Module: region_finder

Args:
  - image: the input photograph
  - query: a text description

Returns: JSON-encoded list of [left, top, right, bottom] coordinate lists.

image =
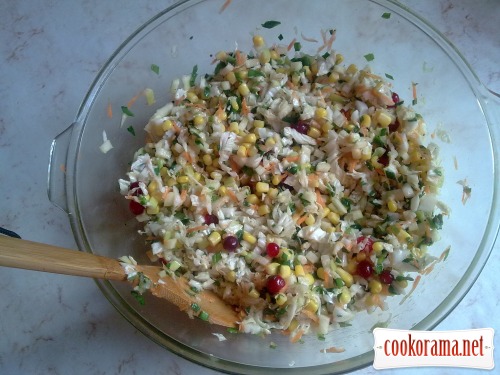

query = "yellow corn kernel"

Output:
[[339, 288, 351, 305], [270, 49, 280, 60], [218, 186, 227, 196], [322, 207, 331, 218], [317, 267, 325, 280], [166, 177, 177, 187], [335, 53, 344, 64], [259, 49, 271, 64], [377, 111, 392, 128], [147, 180, 159, 193], [247, 146, 258, 157], [248, 288, 260, 298], [228, 121, 240, 134], [215, 51, 227, 61], [236, 70, 248, 81], [275, 293, 287, 306], [397, 229, 411, 243], [305, 299, 319, 313], [238, 83, 250, 97], [186, 92, 198, 103], [177, 175, 189, 184], [396, 279, 408, 289], [328, 72, 340, 83], [193, 115, 206, 126], [265, 137, 276, 147], [146, 198, 160, 215], [255, 182, 270, 194], [237, 145, 247, 157], [387, 199, 398, 212], [303, 273, 315, 286], [294, 264, 305, 277], [371, 155, 383, 169], [346, 260, 357, 274], [265, 262, 280, 275], [241, 142, 252, 150], [243, 231, 257, 245], [253, 120, 265, 128], [246, 194, 259, 204], [305, 214, 315, 226], [258, 204, 271, 216], [225, 271, 236, 283], [271, 174, 281, 186], [327, 211, 340, 225], [252, 35, 265, 48], [268, 187, 279, 199], [307, 127, 322, 139], [279, 265, 291, 279], [208, 231, 222, 246], [356, 252, 367, 262], [193, 172, 201, 182], [202, 154, 213, 166], [372, 241, 384, 254], [360, 114, 371, 128], [369, 279, 383, 294], [315, 107, 328, 120], [243, 133, 257, 144], [336, 268, 353, 287], [226, 71, 237, 85], [346, 63, 358, 74], [361, 147, 372, 161], [159, 167, 168, 177], [321, 122, 333, 134], [230, 97, 239, 111], [162, 119, 173, 131]]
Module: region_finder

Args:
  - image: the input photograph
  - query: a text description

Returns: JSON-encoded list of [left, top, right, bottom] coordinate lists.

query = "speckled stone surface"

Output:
[[0, 1, 498, 374]]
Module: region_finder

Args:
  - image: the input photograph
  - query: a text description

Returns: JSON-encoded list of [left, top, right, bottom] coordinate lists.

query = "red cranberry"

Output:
[[378, 152, 389, 167], [379, 270, 394, 284], [357, 236, 374, 253], [291, 121, 309, 135], [129, 181, 144, 196], [388, 92, 400, 108], [204, 213, 219, 225], [266, 242, 280, 258], [388, 119, 400, 133], [266, 275, 286, 295], [129, 200, 145, 215], [223, 236, 239, 251], [356, 260, 373, 279], [158, 258, 168, 266]]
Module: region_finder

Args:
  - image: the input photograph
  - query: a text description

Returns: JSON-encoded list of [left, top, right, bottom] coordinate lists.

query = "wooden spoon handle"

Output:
[[0, 236, 126, 281]]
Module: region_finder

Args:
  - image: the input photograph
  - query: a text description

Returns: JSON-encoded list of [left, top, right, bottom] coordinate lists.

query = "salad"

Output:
[[119, 32, 446, 339]]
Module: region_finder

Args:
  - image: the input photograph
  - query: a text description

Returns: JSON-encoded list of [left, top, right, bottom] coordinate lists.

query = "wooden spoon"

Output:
[[0, 236, 239, 328]]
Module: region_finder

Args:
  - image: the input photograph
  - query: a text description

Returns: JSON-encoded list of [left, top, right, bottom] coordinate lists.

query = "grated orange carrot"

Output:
[[187, 225, 209, 233], [241, 97, 249, 115], [301, 309, 319, 323], [179, 189, 188, 204], [219, 0, 232, 13], [283, 154, 300, 163], [161, 187, 170, 201], [287, 38, 297, 51], [301, 32, 318, 43], [399, 275, 421, 305], [181, 151, 193, 164], [127, 92, 141, 108], [321, 346, 345, 354], [315, 189, 326, 208], [412, 82, 418, 102], [296, 214, 308, 226], [107, 102, 113, 119], [290, 329, 305, 343], [226, 189, 239, 203]]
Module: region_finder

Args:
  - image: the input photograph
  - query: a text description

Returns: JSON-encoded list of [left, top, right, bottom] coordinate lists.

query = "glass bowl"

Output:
[[48, 0, 500, 373]]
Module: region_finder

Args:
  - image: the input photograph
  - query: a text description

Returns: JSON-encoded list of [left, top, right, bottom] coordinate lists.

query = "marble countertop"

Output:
[[1, 1, 498, 374]]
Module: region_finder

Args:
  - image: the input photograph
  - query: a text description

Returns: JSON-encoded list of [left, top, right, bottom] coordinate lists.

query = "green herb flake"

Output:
[[126, 125, 136, 136], [131, 290, 145, 305], [190, 64, 198, 87], [121, 106, 134, 117], [248, 69, 266, 78], [382, 12, 391, 19], [191, 303, 201, 312], [212, 252, 222, 265], [261, 20, 281, 29], [293, 41, 302, 51], [269, 342, 278, 349], [385, 73, 394, 80], [278, 33, 284, 41], [317, 334, 326, 341], [227, 327, 239, 334], [364, 53, 375, 62], [412, 98, 418, 105], [339, 322, 352, 328], [322, 51, 331, 59], [198, 311, 210, 321], [236, 229, 244, 241], [150, 64, 160, 74]]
